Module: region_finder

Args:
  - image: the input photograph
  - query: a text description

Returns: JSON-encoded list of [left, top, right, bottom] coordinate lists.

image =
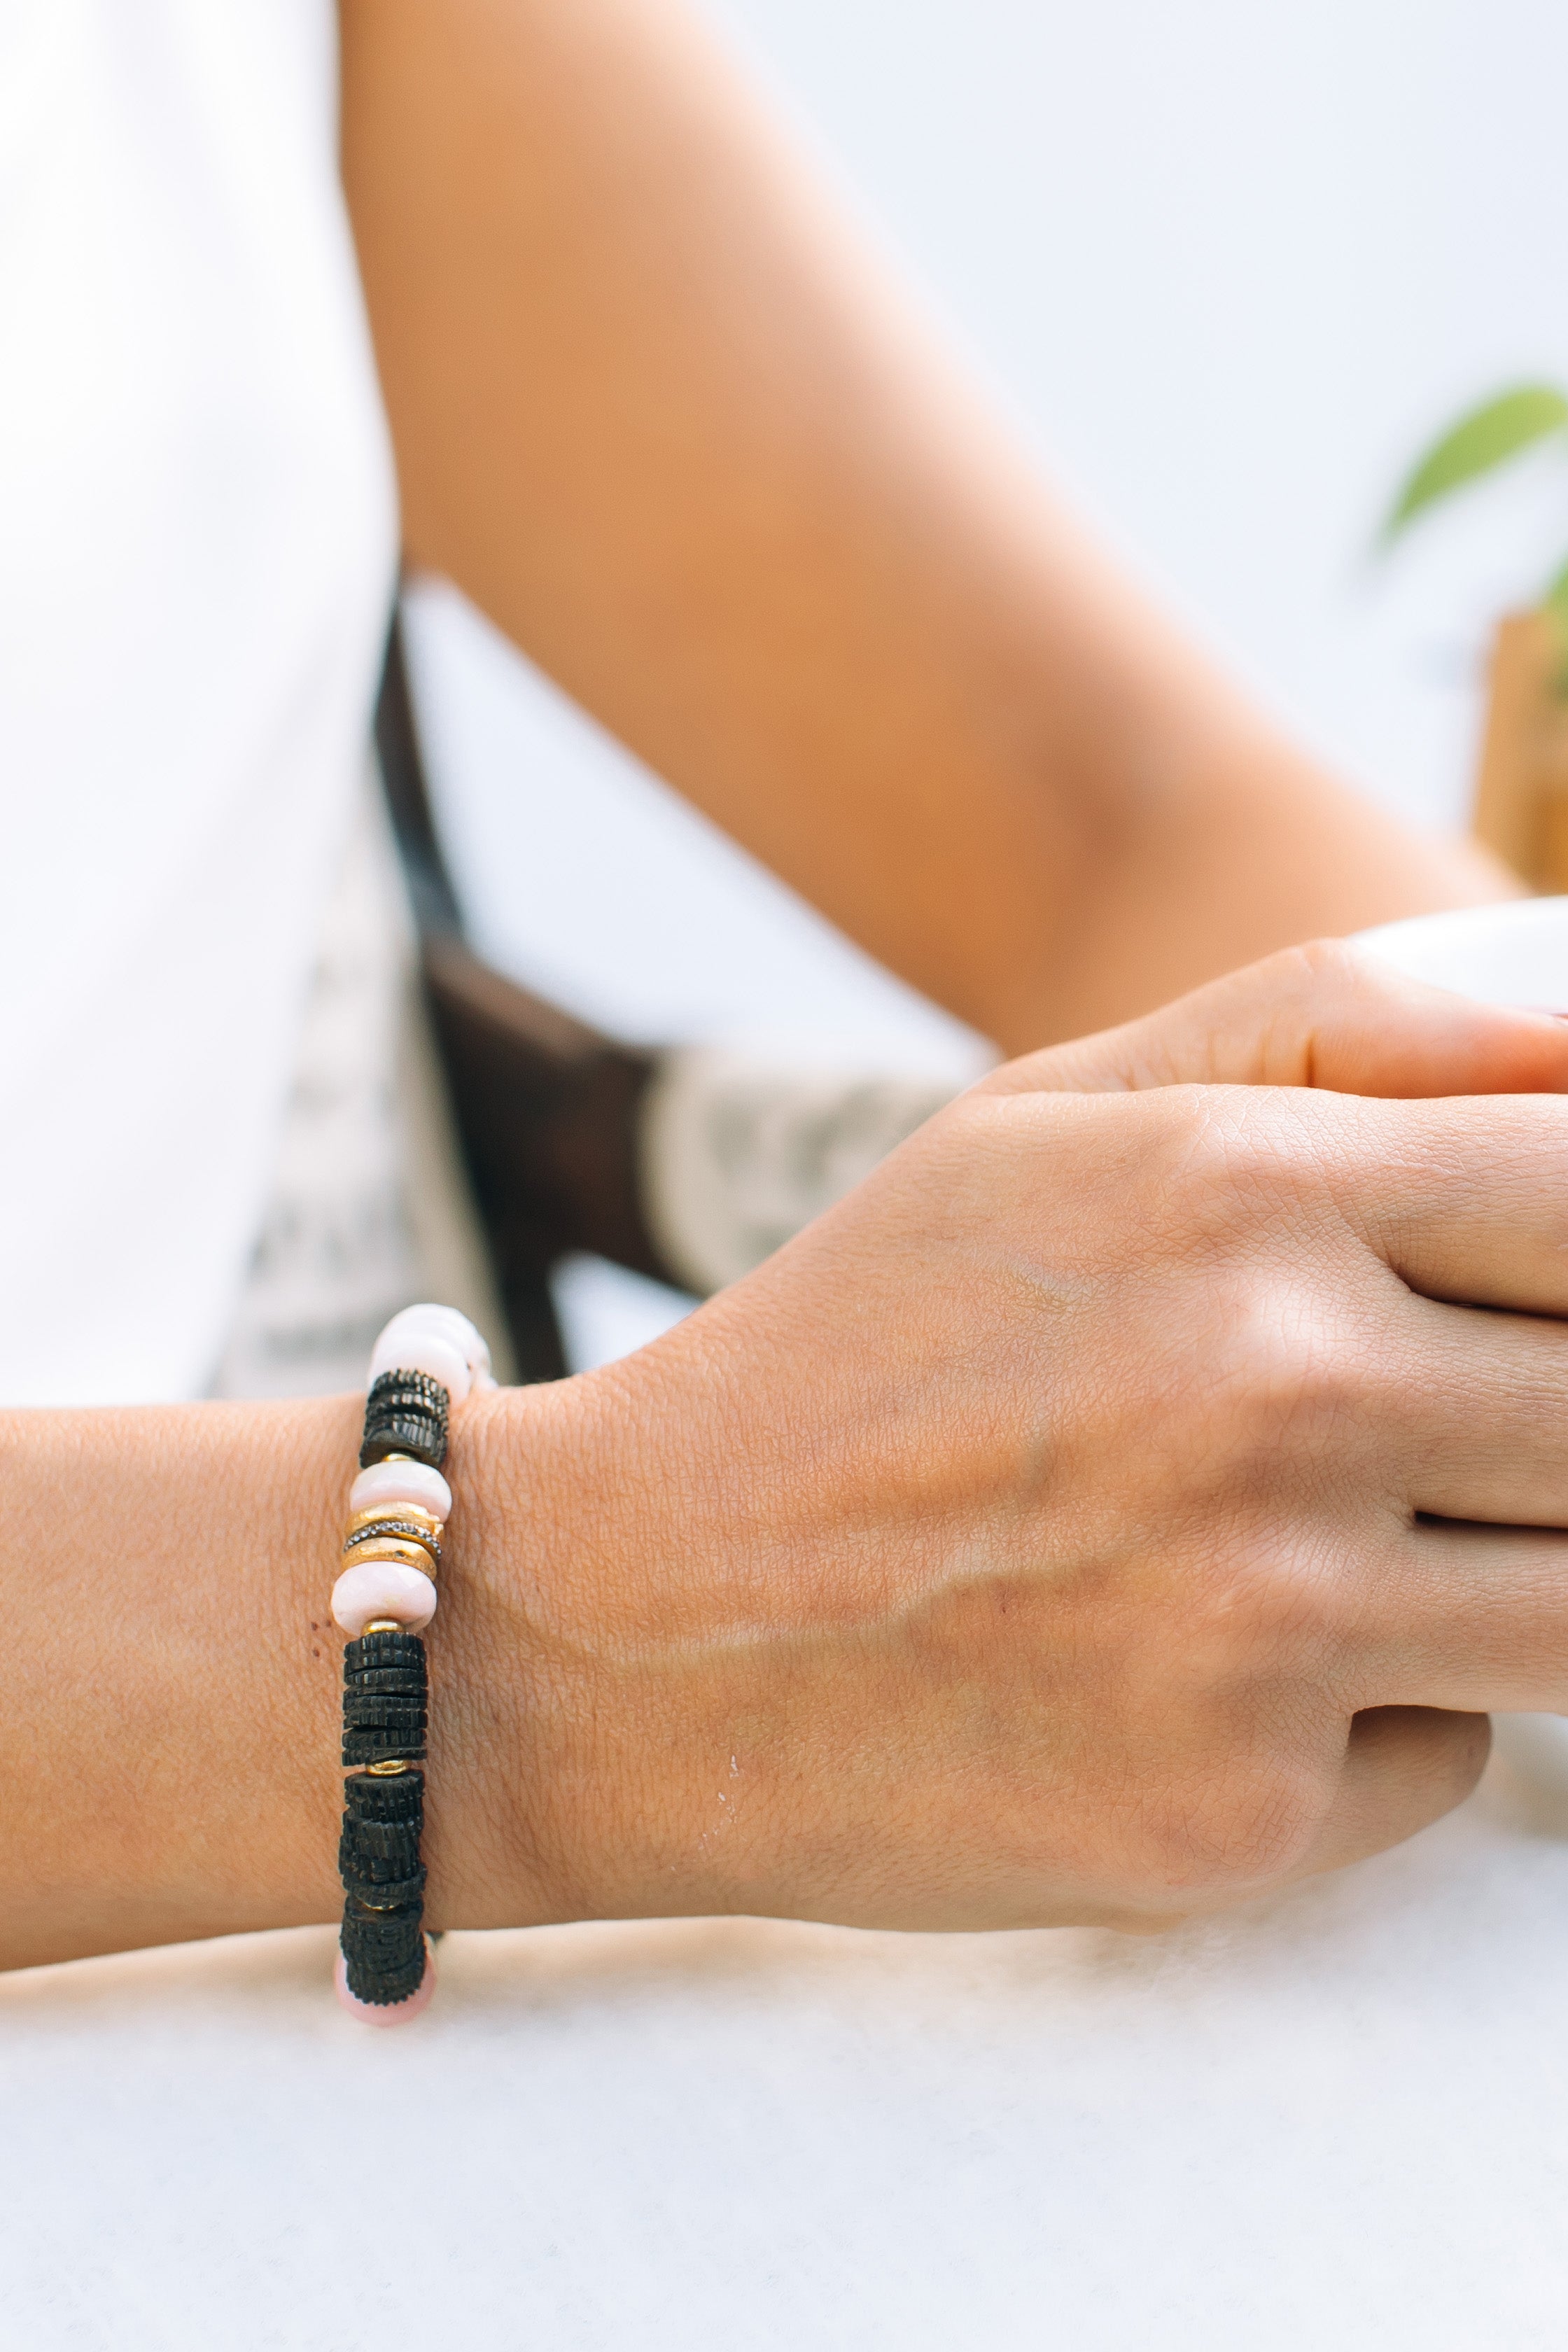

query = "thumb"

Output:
[[979, 939, 1568, 1101]]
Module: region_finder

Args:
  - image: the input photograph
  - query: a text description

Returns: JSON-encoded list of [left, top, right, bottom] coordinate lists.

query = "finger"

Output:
[[1351, 1522, 1568, 1715], [1394, 1292, 1568, 1526], [1333, 1091, 1568, 1318], [1284, 1707, 1491, 1884], [980, 938, 1568, 1102]]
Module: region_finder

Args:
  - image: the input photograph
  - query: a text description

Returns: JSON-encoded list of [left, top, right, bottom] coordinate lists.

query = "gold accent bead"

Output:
[[361, 1620, 402, 1634], [365, 1760, 414, 1777], [341, 1534, 439, 1578], [344, 1502, 444, 1555]]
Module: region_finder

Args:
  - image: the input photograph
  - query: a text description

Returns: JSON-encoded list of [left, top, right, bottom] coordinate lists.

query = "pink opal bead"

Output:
[[368, 1328, 470, 1404], [349, 1459, 452, 1523], [383, 1303, 493, 1386], [335, 1942, 435, 2025], [331, 1559, 438, 1637], [368, 1306, 495, 1403]]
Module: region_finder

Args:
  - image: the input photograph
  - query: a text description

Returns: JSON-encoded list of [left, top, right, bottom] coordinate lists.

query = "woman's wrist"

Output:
[[0, 1371, 699, 1971], [444, 1354, 786, 1933], [438, 1369, 682, 1931], [456, 1331, 893, 1937]]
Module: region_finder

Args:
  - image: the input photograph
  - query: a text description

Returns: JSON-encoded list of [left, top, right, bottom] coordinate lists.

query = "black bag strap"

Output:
[[374, 606, 679, 1381]]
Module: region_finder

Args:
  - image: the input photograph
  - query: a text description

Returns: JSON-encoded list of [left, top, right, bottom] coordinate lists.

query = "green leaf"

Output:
[[1541, 552, 1568, 626], [1382, 383, 1568, 540], [1536, 560, 1568, 699]]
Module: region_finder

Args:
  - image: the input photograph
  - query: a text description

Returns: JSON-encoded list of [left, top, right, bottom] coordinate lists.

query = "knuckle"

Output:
[[1283, 935, 1362, 992], [1147, 1272, 1375, 1523], [1144, 1085, 1340, 1244], [1198, 1246, 1396, 1479], [1228, 1297, 1365, 1448], [1142, 1539, 1354, 1760], [1232, 935, 1360, 1015], [1127, 1751, 1329, 1899], [1202, 1534, 1347, 1656]]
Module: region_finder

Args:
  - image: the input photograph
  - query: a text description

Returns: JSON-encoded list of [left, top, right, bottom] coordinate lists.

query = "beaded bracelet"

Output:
[[329, 1303, 493, 2024]]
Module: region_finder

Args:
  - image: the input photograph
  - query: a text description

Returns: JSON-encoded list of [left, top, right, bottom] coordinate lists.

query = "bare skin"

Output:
[[337, 0, 1510, 1056], [10, 946, 1568, 1970]]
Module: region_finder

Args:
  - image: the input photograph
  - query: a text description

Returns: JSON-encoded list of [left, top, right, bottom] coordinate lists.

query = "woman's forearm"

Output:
[[3, 1397, 340, 1968], [340, 0, 1511, 1058], [0, 1391, 573, 1971]]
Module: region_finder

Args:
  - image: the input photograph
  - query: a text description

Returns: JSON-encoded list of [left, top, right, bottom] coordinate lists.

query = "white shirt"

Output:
[[0, 0, 396, 1402]]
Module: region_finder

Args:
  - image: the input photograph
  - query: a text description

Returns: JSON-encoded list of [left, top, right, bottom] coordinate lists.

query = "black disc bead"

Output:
[[342, 1715, 426, 1746], [342, 1716, 427, 1751], [343, 1735, 428, 1766], [343, 1723, 428, 1754], [342, 1733, 427, 1768], [340, 1834, 424, 1885], [342, 1728, 428, 1759], [342, 1694, 428, 1731], [345, 1630, 426, 1678], [342, 1902, 424, 1954], [341, 1900, 427, 2003], [344, 1665, 428, 1698], [343, 1960, 428, 2007], [340, 1868, 428, 1910], [343, 1767, 424, 1821], [340, 1826, 423, 1872], [358, 1370, 449, 1470], [342, 1871, 425, 1909], [341, 1814, 424, 1864], [342, 1889, 423, 1928]]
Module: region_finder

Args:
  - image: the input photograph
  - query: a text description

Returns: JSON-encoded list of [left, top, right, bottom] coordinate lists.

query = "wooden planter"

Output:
[[1474, 610, 1568, 888]]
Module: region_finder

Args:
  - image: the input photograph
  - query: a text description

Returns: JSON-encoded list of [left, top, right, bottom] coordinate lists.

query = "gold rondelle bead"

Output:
[[340, 1534, 440, 1578], [344, 1502, 444, 1550], [365, 1760, 414, 1777], [361, 1620, 402, 1634]]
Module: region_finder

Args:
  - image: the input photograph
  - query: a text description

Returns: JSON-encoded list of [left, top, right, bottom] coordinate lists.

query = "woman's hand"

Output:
[[472, 943, 1568, 1933]]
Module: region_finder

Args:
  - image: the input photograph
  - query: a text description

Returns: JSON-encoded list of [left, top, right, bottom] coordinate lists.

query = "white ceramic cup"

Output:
[[1356, 895, 1568, 1795]]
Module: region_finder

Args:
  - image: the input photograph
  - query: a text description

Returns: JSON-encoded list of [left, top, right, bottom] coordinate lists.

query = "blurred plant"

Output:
[[1382, 382, 1568, 628]]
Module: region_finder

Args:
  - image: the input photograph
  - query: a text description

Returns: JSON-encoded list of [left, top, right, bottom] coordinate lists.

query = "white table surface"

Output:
[[5, 1750, 1567, 2351]]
